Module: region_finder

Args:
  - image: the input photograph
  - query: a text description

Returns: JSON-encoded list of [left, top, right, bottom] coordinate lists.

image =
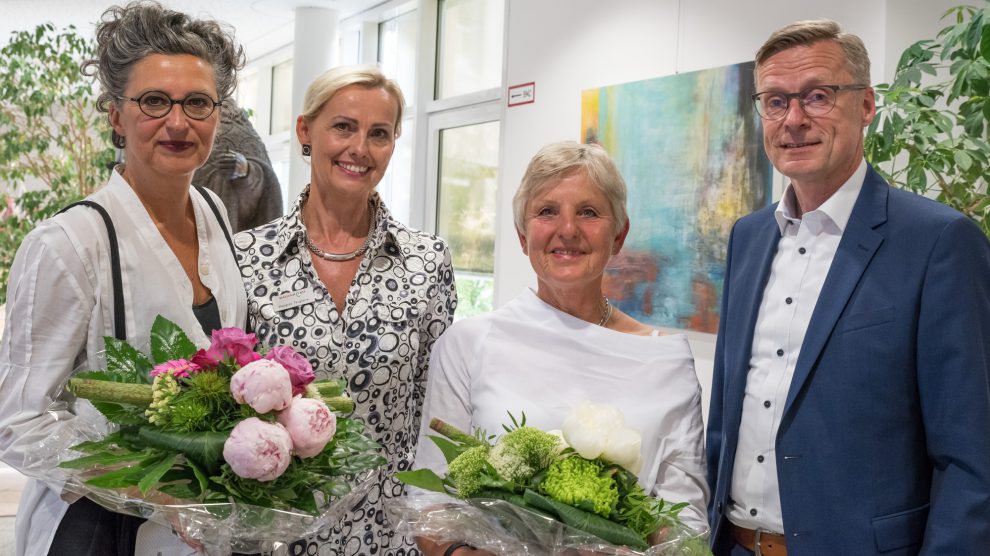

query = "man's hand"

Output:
[[215, 151, 249, 179]]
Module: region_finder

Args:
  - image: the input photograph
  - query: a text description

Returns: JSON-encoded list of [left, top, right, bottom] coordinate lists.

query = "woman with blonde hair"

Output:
[[236, 65, 457, 555]]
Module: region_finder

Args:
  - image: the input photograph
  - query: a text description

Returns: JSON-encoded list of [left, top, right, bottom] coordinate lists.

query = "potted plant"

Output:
[[0, 23, 116, 300], [865, 3, 990, 238]]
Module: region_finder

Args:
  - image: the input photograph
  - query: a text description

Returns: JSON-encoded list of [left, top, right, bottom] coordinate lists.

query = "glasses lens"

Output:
[[757, 93, 789, 119], [801, 88, 835, 116], [182, 94, 215, 119], [139, 92, 172, 117]]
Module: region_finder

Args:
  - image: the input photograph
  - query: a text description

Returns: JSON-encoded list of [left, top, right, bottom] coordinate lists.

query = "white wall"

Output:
[[496, 0, 950, 422]]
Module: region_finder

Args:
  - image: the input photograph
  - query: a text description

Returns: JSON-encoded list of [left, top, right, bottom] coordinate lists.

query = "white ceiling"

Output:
[[0, 0, 385, 59]]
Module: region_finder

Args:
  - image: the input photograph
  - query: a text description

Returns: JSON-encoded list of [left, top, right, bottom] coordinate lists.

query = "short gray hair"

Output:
[[85, 0, 244, 144], [513, 141, 628, 233], [755, 19, 871, 85], [301, 65, 406, 137]]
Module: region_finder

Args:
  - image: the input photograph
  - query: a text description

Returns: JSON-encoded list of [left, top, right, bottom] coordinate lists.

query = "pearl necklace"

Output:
[[598, 296, 613, 327], [300, 192, 375, 262]]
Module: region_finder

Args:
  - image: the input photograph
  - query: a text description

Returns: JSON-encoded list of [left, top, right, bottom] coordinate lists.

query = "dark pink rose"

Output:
[[265, 346, 315, 396], [193, 327, 261, 369]]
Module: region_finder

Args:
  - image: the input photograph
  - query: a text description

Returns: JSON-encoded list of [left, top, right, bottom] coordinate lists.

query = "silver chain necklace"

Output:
[[598, 296, 613, 327], [300, 191, 375, 262]]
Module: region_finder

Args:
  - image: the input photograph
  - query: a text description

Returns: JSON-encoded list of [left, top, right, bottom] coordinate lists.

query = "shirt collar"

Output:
[[274, 185, 402, 259], [773, 158, 868, 236]]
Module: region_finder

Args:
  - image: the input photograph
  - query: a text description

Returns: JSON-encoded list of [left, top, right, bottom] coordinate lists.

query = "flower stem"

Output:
[[68, 378, 153, 406], [322, 395, 354, 414], [312, 379, 346, 398], [429, 419, 481, 446]]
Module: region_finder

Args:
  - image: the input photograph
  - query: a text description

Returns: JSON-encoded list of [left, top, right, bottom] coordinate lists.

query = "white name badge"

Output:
[[272, 288, 316, 312]]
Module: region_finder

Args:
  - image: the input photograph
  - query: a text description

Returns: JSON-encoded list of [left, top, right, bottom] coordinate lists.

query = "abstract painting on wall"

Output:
[[582, 61, 772, 334]]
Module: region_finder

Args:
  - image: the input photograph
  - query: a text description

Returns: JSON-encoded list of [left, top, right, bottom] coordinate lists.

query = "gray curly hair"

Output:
[[83, 0, 245, 147]]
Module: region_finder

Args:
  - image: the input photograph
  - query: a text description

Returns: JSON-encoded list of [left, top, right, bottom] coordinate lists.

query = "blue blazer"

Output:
[[706, 165, 990, 555]]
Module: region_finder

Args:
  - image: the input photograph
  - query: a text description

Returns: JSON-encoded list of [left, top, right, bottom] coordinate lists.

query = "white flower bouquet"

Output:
[[391, 403, 710, 555], [36, 316, 385, 554]]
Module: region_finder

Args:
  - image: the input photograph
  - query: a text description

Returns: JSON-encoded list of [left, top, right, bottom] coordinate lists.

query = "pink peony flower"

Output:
[[265, 346, 315, 396], [222, 417, 293, 481], [230, 359, 293, 413], [192, 327, 262, 369], [276, 396, 337, 458], [150, 359, 200, 379]]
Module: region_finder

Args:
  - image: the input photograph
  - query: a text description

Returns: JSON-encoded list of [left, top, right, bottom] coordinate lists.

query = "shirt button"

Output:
[[785, 297, 793, 304], [764, 400, 771, 408], [750, 508, 758, 516], [799, 247, 807, 254], [200, 263, 210, 275], [757, 455, 765, 463], [776, 348, 784, 356]]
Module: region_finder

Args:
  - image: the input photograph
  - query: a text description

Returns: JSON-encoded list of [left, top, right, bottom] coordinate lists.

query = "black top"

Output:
[[192, 295, 222, 336]]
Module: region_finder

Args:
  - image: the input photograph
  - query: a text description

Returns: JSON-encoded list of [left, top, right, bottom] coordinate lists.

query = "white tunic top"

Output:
[[0, 169, 247, 556], [414, 289, 710, 532]]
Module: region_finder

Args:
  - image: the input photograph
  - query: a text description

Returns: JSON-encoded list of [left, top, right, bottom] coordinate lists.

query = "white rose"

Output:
[[561, 402, 643, 472], [602, 425, 642, 473]]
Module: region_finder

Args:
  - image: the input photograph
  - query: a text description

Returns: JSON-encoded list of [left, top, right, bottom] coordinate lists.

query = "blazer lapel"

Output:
[[782, 167, 888, 418], [725, 211, 781, 420]]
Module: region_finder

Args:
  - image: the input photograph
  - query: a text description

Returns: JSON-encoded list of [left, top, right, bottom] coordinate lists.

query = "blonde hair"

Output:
[[755, 19, 871, 84], [513, 141, 628, 233], [300, 65, 405, 137]]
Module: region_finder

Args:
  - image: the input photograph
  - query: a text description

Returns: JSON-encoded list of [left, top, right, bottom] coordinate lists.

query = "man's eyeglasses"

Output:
[[116, 91, 221, 120], [752, 84, 868, 120]]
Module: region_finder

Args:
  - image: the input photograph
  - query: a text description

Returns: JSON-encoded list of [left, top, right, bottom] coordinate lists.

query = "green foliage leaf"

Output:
[[57, 450, 148, 469], [522, 489, 649, 550], [955, 150, 974, 171], [103, 337, 154, 384], [150, 315, 197, 363], [139, 453, 178, 495], [395, 469, 449, 493], [429, 434, 469, 464], [137, 427, 228, 474]]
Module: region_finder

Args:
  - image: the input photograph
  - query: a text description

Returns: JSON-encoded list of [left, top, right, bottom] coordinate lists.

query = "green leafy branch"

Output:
[[865, 3, 990, 238]]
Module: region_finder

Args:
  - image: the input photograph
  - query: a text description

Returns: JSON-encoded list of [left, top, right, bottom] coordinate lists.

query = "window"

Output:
[[436, 0, 504, 99], [414, 0, 506, 317], [379, 8, 419, 108], [437, 121, 499, 317], [270, 59, 293, 135], [235, 69, 259, 129]]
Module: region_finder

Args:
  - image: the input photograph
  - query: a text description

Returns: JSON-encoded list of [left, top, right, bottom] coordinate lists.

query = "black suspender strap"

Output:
[[194, 185, 237, 260], [56, 200, 127, 341]]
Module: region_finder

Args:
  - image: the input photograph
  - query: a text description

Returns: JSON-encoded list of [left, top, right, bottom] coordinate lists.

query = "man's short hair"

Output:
[[755, 19, 871, 84]]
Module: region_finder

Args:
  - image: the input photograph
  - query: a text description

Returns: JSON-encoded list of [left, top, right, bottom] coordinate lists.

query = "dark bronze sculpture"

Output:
[[194, 99, 283, 232]]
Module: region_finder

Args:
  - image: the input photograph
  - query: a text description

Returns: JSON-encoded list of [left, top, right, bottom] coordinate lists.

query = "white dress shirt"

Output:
[[0, 169, 247, 556], [415, 288, 710, 532], [728, 159, 867, 532]]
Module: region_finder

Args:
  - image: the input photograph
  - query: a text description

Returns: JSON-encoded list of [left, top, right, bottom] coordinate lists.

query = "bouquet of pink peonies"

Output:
[[46, 316, 385, 554]]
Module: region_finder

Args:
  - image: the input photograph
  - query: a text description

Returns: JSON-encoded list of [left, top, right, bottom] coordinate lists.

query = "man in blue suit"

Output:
[[706, 19, 990, 556]]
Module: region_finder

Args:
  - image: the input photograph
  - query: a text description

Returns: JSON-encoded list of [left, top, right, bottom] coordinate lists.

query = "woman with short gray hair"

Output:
[[0, 2, 246, 555], [413, 141, 709, 555]]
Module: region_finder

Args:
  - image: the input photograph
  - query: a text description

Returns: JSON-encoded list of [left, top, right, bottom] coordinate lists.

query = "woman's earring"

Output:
[[301, 144, 312, 156]]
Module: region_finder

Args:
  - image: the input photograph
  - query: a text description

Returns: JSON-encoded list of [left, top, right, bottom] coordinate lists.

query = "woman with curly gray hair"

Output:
[[0, 2, 246, 555]]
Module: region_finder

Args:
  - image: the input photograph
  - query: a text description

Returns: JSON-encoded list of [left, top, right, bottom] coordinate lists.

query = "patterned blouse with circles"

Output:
[[234, 187, 457, 555]]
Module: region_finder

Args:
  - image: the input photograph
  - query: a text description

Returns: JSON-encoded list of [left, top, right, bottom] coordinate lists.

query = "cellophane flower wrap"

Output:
[[391, 404, 710, 555], [43, 316, 385, 555]]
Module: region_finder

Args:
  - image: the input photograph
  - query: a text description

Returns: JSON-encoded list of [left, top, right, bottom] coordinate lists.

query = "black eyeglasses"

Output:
[[116, 90, 221, 120], [752, 84, 868, 120]]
